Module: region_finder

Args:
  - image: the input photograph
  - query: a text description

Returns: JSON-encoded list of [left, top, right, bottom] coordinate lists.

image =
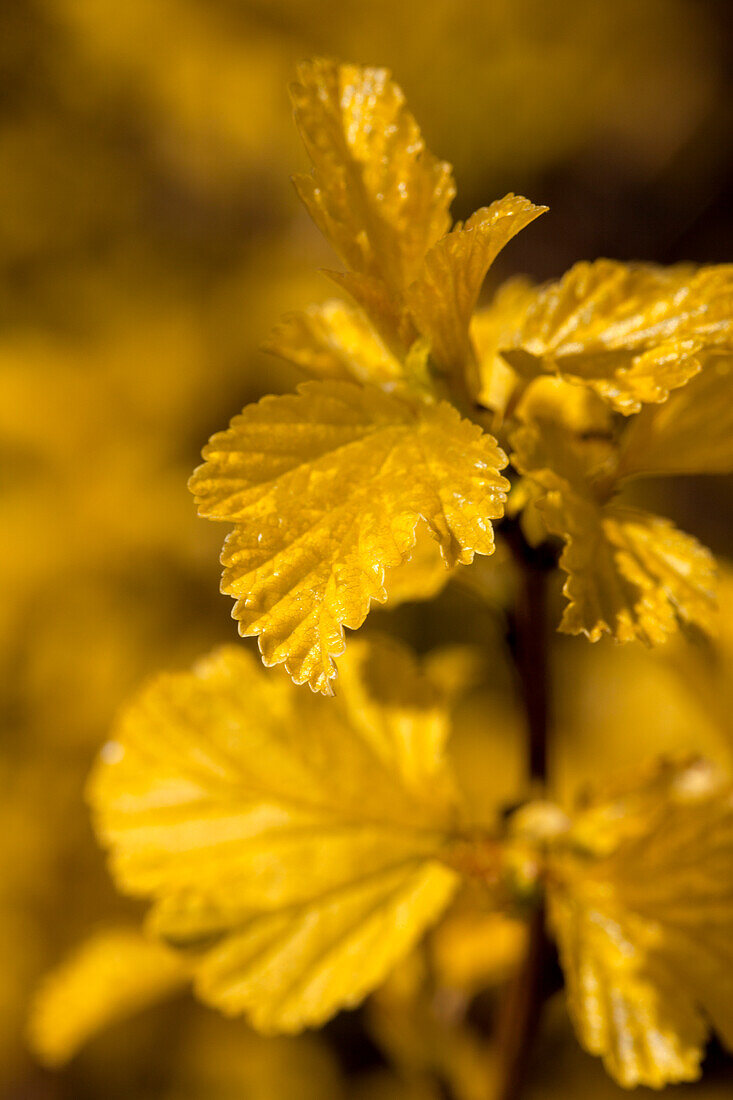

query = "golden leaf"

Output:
[[405, 197, 546, 379], [547, 758, 733, 1088], [89, 642, 460, 1033], [380, 523, 454, 609], [502, 260, 733, 413], [28, 928, 187, 1067], [548, 497, 716, 644], [515, 376, 614, 438], [525, 994, 733, 1100], [262, 299, 402, 386], [617, 351, 733, 480], [472, 276, 537, 418], [512, 422, 717, 644], [291, 59, 455, 295], [190, 381, 508, 693], [325, 268, 417, 358], [431, 907, 526, 993]]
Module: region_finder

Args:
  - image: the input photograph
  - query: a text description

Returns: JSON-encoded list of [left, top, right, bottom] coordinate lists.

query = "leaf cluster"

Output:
[[31, 58, 733, 1096]]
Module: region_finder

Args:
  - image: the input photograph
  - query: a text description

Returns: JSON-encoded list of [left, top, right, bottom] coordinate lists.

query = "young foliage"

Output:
[[189, 60, 546, 692], [89, 642, 733, 1090], [290, 59, 455, 297], [192, 59, 732, 689], [84, 55, 733, 1097], [510, 412, 717, 643], [190, 385, 507, 693], [544, 759, 733, 1088], [501, 260, 733, 414], [404, 196, 546, 378], [89, 640, 461, 1031], [616, 352, 733, 480], [262, 300, 403, 386]]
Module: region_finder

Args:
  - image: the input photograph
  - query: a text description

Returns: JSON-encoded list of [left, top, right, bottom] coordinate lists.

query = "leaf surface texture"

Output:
[[503, 260, 733, 413], [190, 381, 508, 692], [548, 760, 733, 1087], [89, 642, 460, 1032]]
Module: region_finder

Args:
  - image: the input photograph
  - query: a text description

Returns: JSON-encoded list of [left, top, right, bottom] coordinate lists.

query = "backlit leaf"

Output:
[[89, 642, 460, 1033], [326, 268, 417, 355], [472, 276, 537, 418], [291, 59, 455, 295], [406, 197, 546, 380], [190, 381, 508, 693], [381, 523, 453, 609], [502, 260, 733, 413], [262, 299, 402, 386], [617, 351, 733, 480], [512, 422, 717, 643], [548, 498, 716, 644], [28, 928, 187, 1067], [547, 758, 733, 1088]]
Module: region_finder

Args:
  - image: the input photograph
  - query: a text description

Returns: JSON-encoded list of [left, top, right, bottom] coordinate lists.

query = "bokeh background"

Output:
[[2, 1, 732, 1097]]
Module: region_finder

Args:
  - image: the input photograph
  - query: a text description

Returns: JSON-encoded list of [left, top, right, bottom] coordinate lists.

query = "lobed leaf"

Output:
[[502, 260, 733, 413], [325, 267, 417, 355], [262, 299, 403, 386], [379, 522, 453, 609], [548, 758, 733, 1087], [549, 498, 716, 644], [291, 59, 455, 295], [472, 276, 537, 417], [190, 380, 508, 693], [406, 196, 546, 379], [89, 642, 459, 1032], [511, 422, 717, 644], [617, 351, 733, 480]]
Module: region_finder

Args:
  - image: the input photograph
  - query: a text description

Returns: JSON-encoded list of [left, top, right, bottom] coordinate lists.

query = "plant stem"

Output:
[[495, 906, 549, 1100], [514, 558, 549, 786], [496, 549, 552, 1100]]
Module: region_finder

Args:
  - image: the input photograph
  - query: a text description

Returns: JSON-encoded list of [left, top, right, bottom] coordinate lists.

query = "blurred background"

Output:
[[1, 1, 732, 1097]]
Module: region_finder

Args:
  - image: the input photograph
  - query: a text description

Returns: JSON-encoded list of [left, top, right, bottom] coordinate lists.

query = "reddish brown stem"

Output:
[[496, 552, 552, 1100], [514, 559, 549, 785], [495, 906, 550, 1100]]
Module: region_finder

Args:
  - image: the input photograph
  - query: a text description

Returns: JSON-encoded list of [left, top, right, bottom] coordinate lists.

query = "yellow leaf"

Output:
[[472, 276, 537, 418], [262, 299, 403, 386], [28, 928, 187, 1067], [526, 994, 733, 1100], [515, 376, 614, 439], [511, 422, 717, 644], [502, 260, 733, 413], [431, 906, 527, 993], [89, 642, 460, 1033], [291, 59, 455, 295], [552, 638, 732, 811], [190, 380, 508, 693], [617, 351, 733, 480], [405, 197, 546, 380], [547, 758, 733, 1088], [381, 523, 453, 608], [551, 497, 716, 644], [325, 268, 417, 358]]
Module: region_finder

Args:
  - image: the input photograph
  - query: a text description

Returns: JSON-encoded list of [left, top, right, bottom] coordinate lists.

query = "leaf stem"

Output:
[[495, 906, 549, 1100], [497, 536, 554, 1100], [515, 556, 549, 787]]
